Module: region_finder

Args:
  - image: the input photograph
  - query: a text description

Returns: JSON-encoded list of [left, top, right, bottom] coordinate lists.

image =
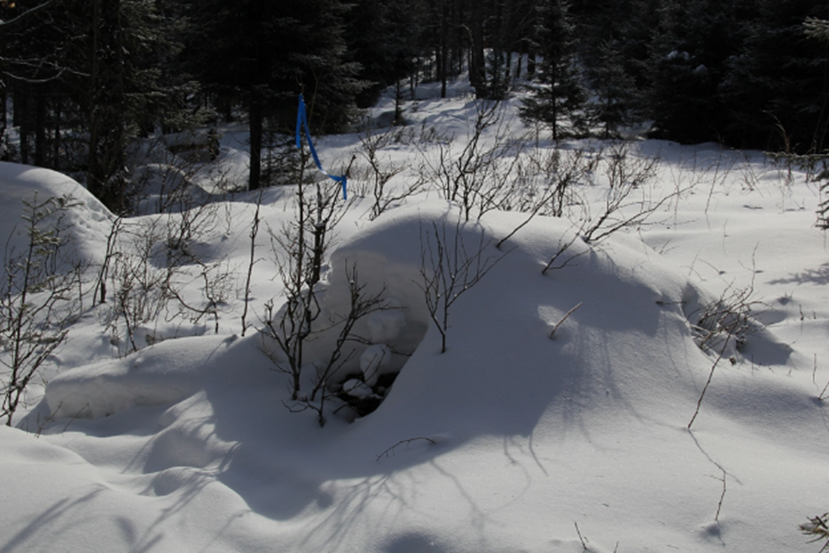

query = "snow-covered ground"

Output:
[[1, 81, 828, 553]]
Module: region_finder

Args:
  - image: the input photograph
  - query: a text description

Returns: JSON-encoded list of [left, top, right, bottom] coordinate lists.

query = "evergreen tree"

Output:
[[1, 0, 205, 210], [87, 0, 127, 212], [722, 0, 829, 152], [87, 0, 199, 211], [646, 0, 749, 144], [0, 0, 88, 168], [502, 0, 539, 82], [484, 0, 509, 100], [121, 0, 207, 138], [574, 0, 656, 126], [185, 0, 364, 190], [621, 0, 663, 90], [587, 39, 638, 138], [468, 0, 486, 97], [806, 17, 829, 41], [347, 0, 424, 110], [803, 17, 829, 229], [520, 0, 585, 140]]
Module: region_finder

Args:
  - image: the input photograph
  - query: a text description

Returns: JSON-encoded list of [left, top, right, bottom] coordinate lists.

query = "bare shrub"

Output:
[[417, 100, 526, 221], [99, 195, 229, 354], [495, 147, 591, 250], [166, 259, 232, 335], [541, 230, 589, 275], [782, 153, 829, 229], [801, 513, 829, 552], [240, 192, 263, 337], [353, 125, 423, 220], [260, 155, 393, 425], [264, 262, 391, 426], [104, 218, 170, 352], [376, 437, 437, 461], [525, 146, 595, 218], [580, 142, 667, 243], [263, 196, 390, 425], [417, 218, 509, 354], [1, 195, 83, 425], [93, 215, 124, 307], [687, 281, 761, 360], [685, 280, 763, 429]]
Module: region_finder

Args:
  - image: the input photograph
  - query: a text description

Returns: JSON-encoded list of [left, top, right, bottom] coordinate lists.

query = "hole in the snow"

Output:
[[329, 314, 427, 422], [316, 264, 431, 421], [336, 371, 401, 419], [298, 250, 434, 423], [327, 311, 428, 422]]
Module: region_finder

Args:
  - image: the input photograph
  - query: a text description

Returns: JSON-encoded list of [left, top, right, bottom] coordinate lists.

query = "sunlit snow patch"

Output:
[[0, 162, 113, 269]]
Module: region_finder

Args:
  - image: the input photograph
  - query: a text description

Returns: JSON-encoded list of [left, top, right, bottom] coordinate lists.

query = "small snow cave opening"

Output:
[[276, 250, 432, 423], [331, 304, 429, 421]]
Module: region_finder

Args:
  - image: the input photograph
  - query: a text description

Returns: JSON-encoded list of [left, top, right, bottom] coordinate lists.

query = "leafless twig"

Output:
[[241, 192, 263, 337], [574, 522, 589, 551], [549, 302, 583, 339], [376, 437, 437, 461]]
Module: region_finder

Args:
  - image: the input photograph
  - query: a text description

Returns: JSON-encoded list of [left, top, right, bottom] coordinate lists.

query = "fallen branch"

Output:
[[376, 437, 437, 461], [574, 522, 589, 551], [688, 325, 736, 429], [550, 302, 583, 339]]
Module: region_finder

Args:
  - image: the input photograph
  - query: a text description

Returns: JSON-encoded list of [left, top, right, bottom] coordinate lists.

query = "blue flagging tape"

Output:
[[295, 94, 347, 200]]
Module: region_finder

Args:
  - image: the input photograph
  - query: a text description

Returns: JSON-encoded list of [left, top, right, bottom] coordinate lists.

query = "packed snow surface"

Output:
[[1, 85, 828, 553]]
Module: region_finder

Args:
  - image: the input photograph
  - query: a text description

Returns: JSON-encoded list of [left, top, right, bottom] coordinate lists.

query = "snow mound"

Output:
[[44, 335, 236, 418], [17, 198, 821, 553], [0, 162, 113, 268], [44, 199, 794, 436], [318, 201, 710, 431], [128, 163, 209, 215]]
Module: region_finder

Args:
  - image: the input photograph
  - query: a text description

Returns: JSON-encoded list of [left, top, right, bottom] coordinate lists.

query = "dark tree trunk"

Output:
[[17, 93, 30, 164], [35, 94, 46, 167], [440, 0, 449, 98], [53, 97, 61, 169], [470, 2, 485, 96], [248, 93, 263, 190], [394, 79, 403, 124], [0, 89, 5, 132], [88, 0, 126, 213]]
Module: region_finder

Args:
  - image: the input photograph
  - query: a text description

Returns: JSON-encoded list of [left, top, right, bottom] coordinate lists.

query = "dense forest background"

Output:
[[1, 0, 827, 212]]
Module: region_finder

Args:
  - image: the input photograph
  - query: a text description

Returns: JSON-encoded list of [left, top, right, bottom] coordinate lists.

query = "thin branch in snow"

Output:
[[574, 522, 589, 551], [376, 437, 437, 461], [549, 302, 582, 340]]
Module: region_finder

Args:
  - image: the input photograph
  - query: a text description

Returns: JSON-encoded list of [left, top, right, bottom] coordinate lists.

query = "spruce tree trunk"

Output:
[[34, 94, 46, 167], [17, 94, 30, 164], [88, 0, 126, 213], [440, 1, 449, 98], [248, 98, 264, 190], [249, 93, 263, 191], [470, 3, 485, 96], [0, 88, 5, 145], [394, 80, 403, 125], [53, 97, 61, 168]]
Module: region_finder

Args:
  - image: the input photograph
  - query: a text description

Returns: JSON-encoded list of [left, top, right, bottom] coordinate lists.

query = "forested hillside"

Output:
[[1, 0, 827, 209]]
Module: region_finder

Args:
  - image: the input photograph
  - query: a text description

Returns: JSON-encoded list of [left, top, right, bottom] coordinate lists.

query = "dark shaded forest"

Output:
[[1, 0, 827, 212]]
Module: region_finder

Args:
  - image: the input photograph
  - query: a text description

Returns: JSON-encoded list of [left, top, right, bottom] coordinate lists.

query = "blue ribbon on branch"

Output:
[[295, 94, 347, 200]]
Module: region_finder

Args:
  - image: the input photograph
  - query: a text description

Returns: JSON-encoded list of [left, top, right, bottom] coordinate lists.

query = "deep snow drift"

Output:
[[1, 87, 828, 553]]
